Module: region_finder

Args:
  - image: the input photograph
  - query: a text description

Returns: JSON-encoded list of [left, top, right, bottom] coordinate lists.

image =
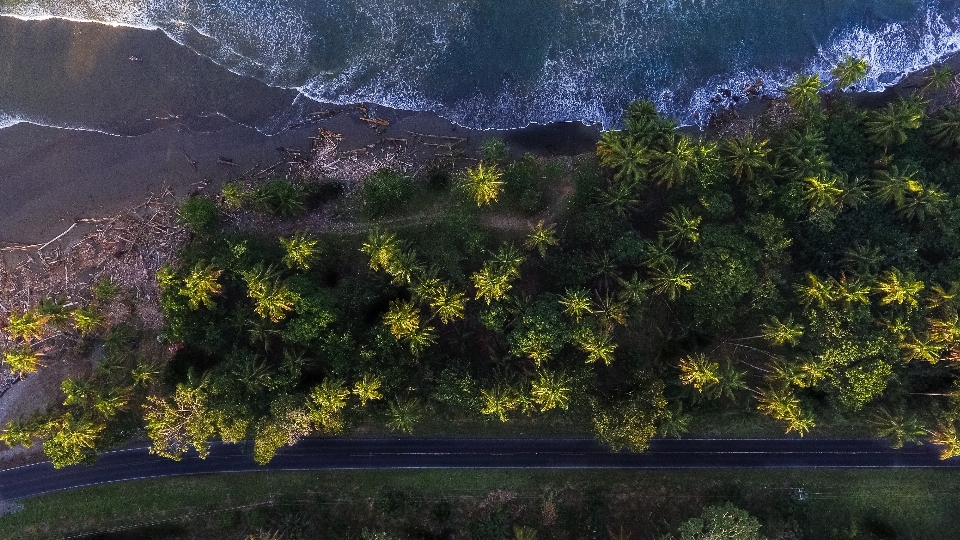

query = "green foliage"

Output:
[[831, 56, 870, 89], [178, 196, 219, 234], [592, 380, 668, 453], [252, 179, 307, 218], [4, 309, 49, 342], [864, 99, 925, 148], [663, 502, 765, 540], [480, 138, 509, 163], [361, 168, 414, 218], [461, 162, 504, 206], [386, 397, 422, 434], [2, 346, 42, 377], [785, 73, 825, 112], [280, 232, 320, 270]]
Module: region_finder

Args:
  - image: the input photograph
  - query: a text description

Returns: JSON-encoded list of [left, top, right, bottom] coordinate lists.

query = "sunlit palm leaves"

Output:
[[280, 232, 320, 270], [2, 346, 42, 377], [651, 135, 697, 187], [179, 261, 223, 310], [831, 55, 870, 89], [530, 370, 573, 412], [875, 268, 924, 308], [352, 374, 383, 406], [785, 73, 825, 112], [524, 221, 558, 257], [761, 315, 803, 346], [461, 161, 504, 206]]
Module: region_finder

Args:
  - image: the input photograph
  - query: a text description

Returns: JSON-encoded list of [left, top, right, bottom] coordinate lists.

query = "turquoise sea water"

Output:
[[0, 0, 959, 133]]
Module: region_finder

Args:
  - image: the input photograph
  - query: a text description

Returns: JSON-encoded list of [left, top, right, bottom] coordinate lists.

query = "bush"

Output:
[[361, 168, 413, 218], [178, 196, 218, 234], [480, 138, 510, 163]]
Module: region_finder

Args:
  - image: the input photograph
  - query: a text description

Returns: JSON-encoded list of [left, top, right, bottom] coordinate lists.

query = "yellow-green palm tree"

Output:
[[2, 346, 42, 377], [573, 326, 616, 365], [929, 106, 960, 148], [785, 73, 825, 111], [651, 134, 697, 187], [353, 374, 383, 406], [480, 385, 519, 422], [875, 268, 924, 308], [678, 353, 720, 392], [530, 370, 572, 412], [596, 131, 648, 184], [4, 310, 49, 343], [72, 307, 104, 337], [761, 315, 803, 346], [384, 300, 421, 338], [660, 205, 702, 245], [179, 261, 223, 310], [280, 232, 320, 270], [722, 133, 770, 183], [360, 229, 399, 272], [524, 221, 559, 257], [648, 259, 695, 300], [461, 162, 504, 206], [831, 55, 870, 89]]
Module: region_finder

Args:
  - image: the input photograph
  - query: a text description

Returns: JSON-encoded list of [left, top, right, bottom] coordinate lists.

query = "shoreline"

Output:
[[1, 34, 957, 245]]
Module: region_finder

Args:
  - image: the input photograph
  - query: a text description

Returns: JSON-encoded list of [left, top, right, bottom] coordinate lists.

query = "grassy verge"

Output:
[[3, 468, 960, 539]]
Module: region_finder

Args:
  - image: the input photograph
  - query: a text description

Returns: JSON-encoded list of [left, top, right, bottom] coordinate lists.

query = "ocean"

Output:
[[1, 0, 959, 135]]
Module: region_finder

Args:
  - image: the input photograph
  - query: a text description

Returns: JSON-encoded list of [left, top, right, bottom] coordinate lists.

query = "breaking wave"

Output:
[[0, 0, 958, 132]]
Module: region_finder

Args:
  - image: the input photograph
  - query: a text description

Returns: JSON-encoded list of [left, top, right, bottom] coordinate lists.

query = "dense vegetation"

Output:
[[4, 62, 960, 469]]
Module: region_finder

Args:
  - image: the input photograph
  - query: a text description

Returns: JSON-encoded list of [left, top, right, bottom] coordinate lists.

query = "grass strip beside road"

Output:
[[3, 468, 960, 539]]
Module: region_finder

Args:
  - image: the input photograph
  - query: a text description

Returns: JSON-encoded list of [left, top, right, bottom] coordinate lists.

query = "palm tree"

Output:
[[353, 374, 383, 406], [4, 309, 49, 343], [865, 99, 924, 148], [929, 106, 960, 148], [922, 65, 953, 94], [480, 385, 519, 422], [777, 126, 829, 177], [559, 289, 593, 322], [802, 173, 845, 211], [179, 261, 223, 310], [384, 300, 421, 338], [928, 422, 960, 459], [678, 353, 720, 392], [651, 134, 697, 187], [573, 326, 616, 365], [831, 55, 870, 89], [898, 182, 945, 222], [428, 285, 466, 324], [872, 165, 917, 207], [796, 272, 837, 308], [280, 232, 320, 270], [406, 325, 436, 355], [761, 315, 803, 346], [875, 268, 924, 308], [928, 315, 960, 344], [530, 370, 573, 412], [596, 131, 648, 184], [461, 162, 504, 206], [617, 272, 649, 306], [2, 346, 42, 377], [900, 335, 945, 363], [72, 307, 104, 337], [308, 379, 350, 433], [251, 281, 298, 322], [360, 229, 399, 272], [785, 73, 825, 112], [722, 133, 770, 183], [841, 243, 883, 277], [44, 413, 105, 468], [524, 221, 559, 257], [648, 259, 694, 300], [386, 398, 422, 433], [599, 178, 642, 216], [660, 206, 702, 246]]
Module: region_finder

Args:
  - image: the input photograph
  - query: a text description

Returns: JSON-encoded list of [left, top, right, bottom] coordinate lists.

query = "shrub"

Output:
[[361, 168, 413, 218], [480, 138, 510, 163], [178, 196, 218, 234]]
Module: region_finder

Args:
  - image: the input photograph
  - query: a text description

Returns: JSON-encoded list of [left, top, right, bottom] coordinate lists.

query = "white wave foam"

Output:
[[0, 111, 22, 130], [680, 7, 960, 128]]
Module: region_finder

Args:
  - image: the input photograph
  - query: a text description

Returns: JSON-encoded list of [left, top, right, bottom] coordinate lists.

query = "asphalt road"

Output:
[[0, 437, 956, 500]]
